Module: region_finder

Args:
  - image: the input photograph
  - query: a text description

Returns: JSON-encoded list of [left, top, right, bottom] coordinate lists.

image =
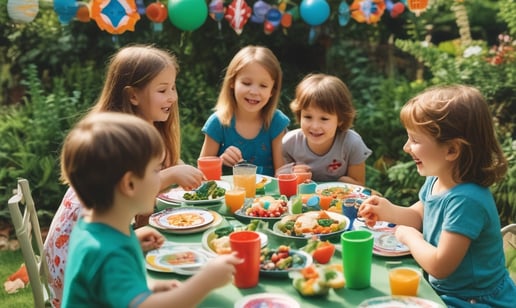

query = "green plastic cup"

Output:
[[341, 230, 374, 289]]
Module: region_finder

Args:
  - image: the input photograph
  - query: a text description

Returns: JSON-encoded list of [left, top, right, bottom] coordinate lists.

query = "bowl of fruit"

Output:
[[234, 195, 290, 227]]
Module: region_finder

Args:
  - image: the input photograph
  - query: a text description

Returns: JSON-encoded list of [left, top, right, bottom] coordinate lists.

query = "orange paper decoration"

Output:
[[407, 0, 429, 16], [90, 0, 140, 34]]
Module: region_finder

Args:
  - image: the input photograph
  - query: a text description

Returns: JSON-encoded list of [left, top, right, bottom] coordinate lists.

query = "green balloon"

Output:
[[167, 0, 208, 31]]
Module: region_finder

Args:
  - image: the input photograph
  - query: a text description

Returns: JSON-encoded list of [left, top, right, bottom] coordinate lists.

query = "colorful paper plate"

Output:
[[359, 296, 442, 307], [234, 293, 300, 308], [354, 220, 411, 257], [153, 208, 214, 230], [145, 242, 214, 275]]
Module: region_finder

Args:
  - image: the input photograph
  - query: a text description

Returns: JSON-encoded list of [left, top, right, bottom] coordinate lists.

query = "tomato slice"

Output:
[[312, 242, 335, 264]]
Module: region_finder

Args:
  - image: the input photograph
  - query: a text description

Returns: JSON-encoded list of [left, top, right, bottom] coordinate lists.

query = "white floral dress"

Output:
[[43, 187, 87, 308]]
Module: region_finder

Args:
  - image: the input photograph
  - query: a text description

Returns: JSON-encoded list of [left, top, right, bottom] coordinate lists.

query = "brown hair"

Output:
[[400, 84, 507, 186], [92, 44, 180, 167], [215, 45, 282, 128], [61, 112, 164, 213], [290, 73, 355, 131]]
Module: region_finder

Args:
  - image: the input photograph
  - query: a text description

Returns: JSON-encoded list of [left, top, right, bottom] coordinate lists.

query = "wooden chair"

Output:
[[501, 223, 516, 284], [8, 178, 51, 308]]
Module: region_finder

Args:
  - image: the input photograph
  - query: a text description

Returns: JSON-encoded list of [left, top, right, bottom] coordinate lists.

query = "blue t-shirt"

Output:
[[202, 110, 290, 176], [420, 177, 513, 300], [62, 219, 151, 308]]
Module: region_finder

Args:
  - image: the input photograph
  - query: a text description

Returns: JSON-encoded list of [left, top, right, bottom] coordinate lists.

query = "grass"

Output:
[[0, 249, 34, 307]]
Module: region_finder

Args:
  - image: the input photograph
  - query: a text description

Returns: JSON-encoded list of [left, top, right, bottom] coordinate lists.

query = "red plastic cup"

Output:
[[229, 231, 261, 288], [278, 173, 298, 198], [197, 156, 222, 180]]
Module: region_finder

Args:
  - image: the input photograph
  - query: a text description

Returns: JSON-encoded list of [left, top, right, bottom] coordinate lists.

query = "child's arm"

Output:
[[159, 165, 204, 191], [396, 226, 470, 279], [271, 131, 286, 173], [139, 253, 242, 308], [358, 196, 423, 229], [338, 162, 366, 186]]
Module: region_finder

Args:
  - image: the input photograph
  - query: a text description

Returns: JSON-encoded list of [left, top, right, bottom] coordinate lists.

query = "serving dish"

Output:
[[233, 195, 289, 226], [271, 211, 349, 241], [201, 225, 268, 255], [259, 247, 312, 278], [234, 293, 300, 308]]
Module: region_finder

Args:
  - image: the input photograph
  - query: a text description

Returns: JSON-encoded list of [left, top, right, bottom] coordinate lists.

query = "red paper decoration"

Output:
[[407, 0, 429, 16]]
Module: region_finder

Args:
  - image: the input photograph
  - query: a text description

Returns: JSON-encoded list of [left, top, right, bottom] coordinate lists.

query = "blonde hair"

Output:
[[290, 73, 355, 131], [215, 45, 282, 129], [61, 112, 164, 213], [400, 84, 507, 187], [92, 44, 180, 167]]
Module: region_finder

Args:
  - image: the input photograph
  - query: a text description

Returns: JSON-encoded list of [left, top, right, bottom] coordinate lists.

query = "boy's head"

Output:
[[61, 112, 164, 214], [290, 74, 355, 131]]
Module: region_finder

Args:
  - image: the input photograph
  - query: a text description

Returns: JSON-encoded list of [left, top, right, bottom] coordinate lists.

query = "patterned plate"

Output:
[[359, 296, 442, 307]]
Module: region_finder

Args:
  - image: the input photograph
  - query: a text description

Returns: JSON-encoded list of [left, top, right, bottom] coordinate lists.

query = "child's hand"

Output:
[[358, 196, 384, 227], [394, 225, 423, 246], [135, 226, 165, 252], [292, 164, 311, 173], [169, 164, 204, 190], [199, 252, 243, 289], [221, 146, 243, 167]]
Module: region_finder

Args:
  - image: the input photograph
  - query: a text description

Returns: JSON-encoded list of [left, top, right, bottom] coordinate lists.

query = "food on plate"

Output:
[[209, 220, 263, 254], [277, 211, 347, 237], [260, 245, 305, 272], [163, 251, 197, 265], [301, 238, 335, 264], [245, 196, 288, 218], [290, 264, 345, 296], [182, 180, 226, 200], [167, 212, 206, 227]]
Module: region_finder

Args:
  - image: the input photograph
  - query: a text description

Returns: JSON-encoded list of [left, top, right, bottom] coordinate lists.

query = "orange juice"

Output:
[[389, 268, 420, 296], [233, 174, 256, 198], [225, 188, 246, 213]]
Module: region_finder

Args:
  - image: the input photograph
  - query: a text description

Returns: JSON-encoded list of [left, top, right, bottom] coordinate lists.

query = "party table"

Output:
[[148, 177, 446, 307]]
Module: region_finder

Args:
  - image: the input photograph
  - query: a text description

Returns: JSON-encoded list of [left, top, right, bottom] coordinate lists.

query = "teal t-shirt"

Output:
[[62, 219, 151, 307], [202, 109, 290, 176], [420, 177, 509, 298]]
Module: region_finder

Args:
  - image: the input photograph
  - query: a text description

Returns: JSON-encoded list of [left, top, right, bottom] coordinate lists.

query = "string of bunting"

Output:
[[6, 0, 431, 36]]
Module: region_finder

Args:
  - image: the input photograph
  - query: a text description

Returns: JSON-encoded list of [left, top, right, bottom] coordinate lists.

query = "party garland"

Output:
[[7, 0, 430, 35]]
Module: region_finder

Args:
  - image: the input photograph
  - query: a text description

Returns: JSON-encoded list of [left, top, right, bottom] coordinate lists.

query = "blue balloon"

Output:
[[300, 0, 330, 26]]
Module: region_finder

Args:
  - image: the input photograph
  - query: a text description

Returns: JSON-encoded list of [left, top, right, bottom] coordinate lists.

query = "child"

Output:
[[281, 73, 371, 185], [44, 44, 204, 307], [199, 45, 290, 176], [61, 112, 241, 307], [359, 85, 516, 307]]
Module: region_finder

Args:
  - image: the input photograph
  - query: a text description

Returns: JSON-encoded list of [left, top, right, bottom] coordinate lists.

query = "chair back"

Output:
[[8, 178, 51, 308], [501, 223, 516, 283]]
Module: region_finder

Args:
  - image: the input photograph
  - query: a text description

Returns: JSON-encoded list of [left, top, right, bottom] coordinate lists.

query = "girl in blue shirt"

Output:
[[359, 85, 515, 307], [199, 46, 290, 176]]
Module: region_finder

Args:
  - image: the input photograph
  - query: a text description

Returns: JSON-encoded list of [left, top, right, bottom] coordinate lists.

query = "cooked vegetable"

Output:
[[183, 181, 226, 200]]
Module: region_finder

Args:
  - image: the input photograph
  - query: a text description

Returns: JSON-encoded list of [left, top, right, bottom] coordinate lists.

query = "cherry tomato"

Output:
[[312, 242, 335, 264]]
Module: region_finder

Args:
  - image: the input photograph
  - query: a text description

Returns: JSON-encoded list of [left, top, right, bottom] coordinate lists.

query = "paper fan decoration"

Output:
[[90, 0, 140, 34], [225, 0, 252, 35], [350, 0, 386, 24]]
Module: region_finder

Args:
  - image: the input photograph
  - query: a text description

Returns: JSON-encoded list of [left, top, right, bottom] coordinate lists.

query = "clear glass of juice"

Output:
[[232, 163, 257, 198]]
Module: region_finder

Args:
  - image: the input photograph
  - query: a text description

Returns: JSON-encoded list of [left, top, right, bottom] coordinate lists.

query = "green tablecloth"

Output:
[[149, 178, 446, 307]]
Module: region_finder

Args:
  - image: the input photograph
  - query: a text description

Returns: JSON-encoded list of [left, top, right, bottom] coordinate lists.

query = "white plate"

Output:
[[234, 293, 300, 308], [256, 174, 273, 185], [359, 296, 443, 307], [316, 182, 374, 199], [354, 220, 411, 257], [149, 209, 223, 234], [158, 180, 231, 204], [145, 242, 214, 275], [152, 208, 214, 230]]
